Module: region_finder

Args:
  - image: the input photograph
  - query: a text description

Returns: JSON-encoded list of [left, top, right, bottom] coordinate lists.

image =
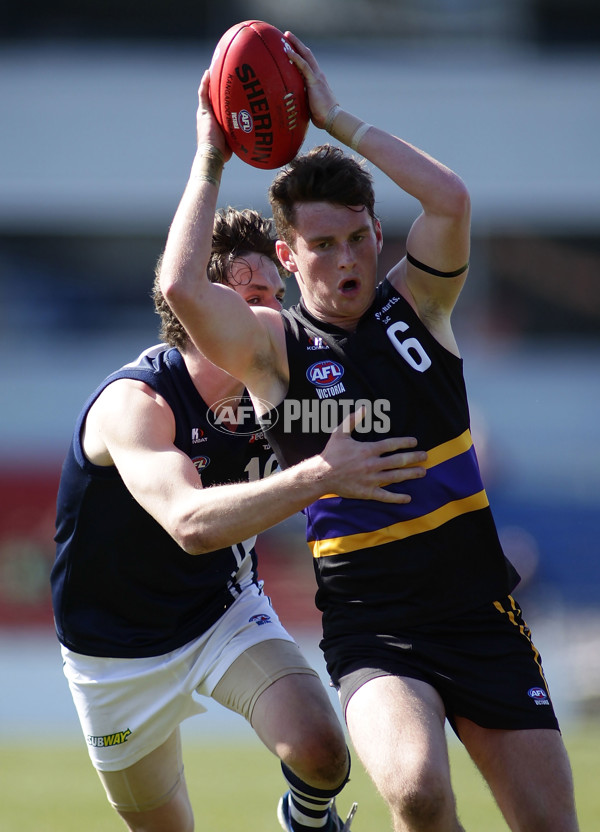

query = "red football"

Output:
[[209, 20, 310, 170]]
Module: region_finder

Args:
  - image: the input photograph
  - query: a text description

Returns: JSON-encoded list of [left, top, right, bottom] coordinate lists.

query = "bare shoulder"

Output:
[[383, 268, 462, 358], [385, 258, 409, 301], [83, 379, 174, 465], [97, 377, 169, 413]]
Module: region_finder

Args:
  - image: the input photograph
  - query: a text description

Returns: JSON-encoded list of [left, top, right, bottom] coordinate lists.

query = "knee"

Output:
[[388, 774, 456, 830], [401, 788, 449, 828], [283, 725, 350, 790]]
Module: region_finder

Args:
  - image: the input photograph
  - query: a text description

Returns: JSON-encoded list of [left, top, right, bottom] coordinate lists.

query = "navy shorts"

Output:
[[323, 595, 560, 734]]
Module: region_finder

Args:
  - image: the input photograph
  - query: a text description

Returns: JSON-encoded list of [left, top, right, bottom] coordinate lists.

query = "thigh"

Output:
[[196, 585, 304, 700], [211, 638, 320, 723], [327, 598, 560, 735], [457, 718, 579, 832], [98, 729, 191, 820], [250, 669, 344, 749], [345, 674, 451, 800], [440, 597, 560, 733]]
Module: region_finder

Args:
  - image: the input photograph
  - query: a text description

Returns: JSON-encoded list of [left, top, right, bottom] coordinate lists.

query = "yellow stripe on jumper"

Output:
[[422, 429, 472, 469], [315, 429, 474, 501], [309, 489, 489, 558]]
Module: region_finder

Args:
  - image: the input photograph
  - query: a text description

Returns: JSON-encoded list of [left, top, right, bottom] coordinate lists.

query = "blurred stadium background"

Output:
[[1, 0, 599, 742]]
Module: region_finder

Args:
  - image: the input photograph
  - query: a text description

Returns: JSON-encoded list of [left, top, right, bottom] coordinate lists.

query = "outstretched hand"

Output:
[[318, 408, 427, 503]]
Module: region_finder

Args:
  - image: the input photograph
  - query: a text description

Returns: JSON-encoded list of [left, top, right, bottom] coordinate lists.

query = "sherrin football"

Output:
[[209, 20, 310, 170]]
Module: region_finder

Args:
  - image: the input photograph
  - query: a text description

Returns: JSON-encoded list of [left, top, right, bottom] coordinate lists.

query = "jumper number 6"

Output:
[[386, 321, 431, 372]]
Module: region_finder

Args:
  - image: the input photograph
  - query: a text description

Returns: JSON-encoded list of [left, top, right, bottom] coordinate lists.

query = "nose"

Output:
[[264, 296, 283, 310], [338, 241, 356, 268]]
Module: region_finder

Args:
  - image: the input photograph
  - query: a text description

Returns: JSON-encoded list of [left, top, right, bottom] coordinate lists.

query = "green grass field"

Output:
[[1, 723, 599, 831]]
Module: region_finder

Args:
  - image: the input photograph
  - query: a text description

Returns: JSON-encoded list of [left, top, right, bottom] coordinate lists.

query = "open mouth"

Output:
[[339, 278, 359, 293]]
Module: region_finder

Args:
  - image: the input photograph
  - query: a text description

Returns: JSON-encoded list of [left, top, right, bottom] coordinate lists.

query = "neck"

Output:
[[299, 297, 364, 333], [181, 345, 245, 407]]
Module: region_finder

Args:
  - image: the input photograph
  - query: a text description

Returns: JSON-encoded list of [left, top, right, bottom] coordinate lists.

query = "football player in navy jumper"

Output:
[[52, 207, 428, 832], [160, 34, 578, 832]]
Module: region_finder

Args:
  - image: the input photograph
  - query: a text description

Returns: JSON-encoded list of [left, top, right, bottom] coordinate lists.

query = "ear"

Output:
[[374, 219, 383, 254], [276, 239, 298, 273]]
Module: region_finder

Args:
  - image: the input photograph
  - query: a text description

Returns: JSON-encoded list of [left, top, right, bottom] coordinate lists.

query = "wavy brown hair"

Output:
[[153, 207, 280, 350]]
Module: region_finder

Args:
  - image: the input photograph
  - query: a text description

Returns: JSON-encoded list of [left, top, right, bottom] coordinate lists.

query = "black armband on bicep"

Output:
[[406, 251, 469, 278]]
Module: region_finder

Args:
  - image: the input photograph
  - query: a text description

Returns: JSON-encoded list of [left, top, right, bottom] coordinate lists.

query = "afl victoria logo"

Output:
[[306, 360, 344, 387], [239, 109, 253, 132], [528, 687, 546, 699], [193, 456, 210, 472], [527, 687, 549, 705]]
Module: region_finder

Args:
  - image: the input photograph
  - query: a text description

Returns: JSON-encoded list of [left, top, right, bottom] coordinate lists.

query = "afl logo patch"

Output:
[[238, 109, 253, 133], [527, 687, 549, 705], [249, 614, 272, 626], [307, 360, 344, 387], [192, 456, 210, 472]]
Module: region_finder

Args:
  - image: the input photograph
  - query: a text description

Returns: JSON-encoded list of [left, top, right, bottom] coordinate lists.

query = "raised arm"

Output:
[[284, 32, 471, 331], [158, 71, 286, 402]]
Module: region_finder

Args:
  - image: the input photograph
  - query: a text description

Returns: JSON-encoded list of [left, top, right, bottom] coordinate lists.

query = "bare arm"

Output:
[[285, 32, 471, 336], [158, 71, 286, 402], [85, 381, 427, 555]]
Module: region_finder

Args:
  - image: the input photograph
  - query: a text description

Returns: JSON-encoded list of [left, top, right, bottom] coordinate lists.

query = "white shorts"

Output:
[[62, 583, 309, 772]]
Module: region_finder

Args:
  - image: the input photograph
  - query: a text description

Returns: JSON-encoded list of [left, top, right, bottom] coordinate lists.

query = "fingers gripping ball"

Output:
[[209, 20, 309, 169]]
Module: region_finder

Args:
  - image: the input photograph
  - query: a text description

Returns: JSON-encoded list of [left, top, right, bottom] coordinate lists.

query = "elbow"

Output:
[[173, 528, 214, 556], [179, 523, 237, 555], [425, 171, 471, 227], [166, 492, 238, 555], [158, 251, 206, 315], [447, 173, 471, 222], [160, 271, 191, 314], [157, 255, 176, 299], [170, 515, 217, 556]]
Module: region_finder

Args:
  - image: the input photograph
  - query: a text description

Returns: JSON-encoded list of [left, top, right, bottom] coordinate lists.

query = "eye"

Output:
[[246, 297, 260, 305]]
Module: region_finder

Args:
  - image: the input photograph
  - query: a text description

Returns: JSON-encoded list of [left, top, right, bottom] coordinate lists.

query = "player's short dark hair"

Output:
[[153, 207, 279, 350], [268, 144, 377, 247]]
